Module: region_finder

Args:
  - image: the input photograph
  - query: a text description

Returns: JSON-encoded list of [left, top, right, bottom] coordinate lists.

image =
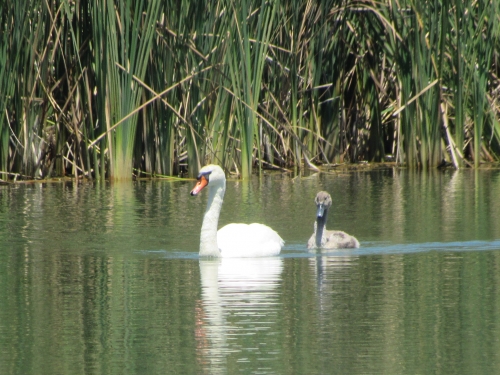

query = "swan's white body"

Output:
[[307, 191, 360, 249], [191, 164, 284, 257]]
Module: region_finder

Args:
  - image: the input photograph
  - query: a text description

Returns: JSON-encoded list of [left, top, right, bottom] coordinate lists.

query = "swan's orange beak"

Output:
[[190, 175, 209, 196]]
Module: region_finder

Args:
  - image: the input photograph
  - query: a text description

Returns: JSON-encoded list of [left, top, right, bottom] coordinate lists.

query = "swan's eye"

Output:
[[197, 170, 212, 181]]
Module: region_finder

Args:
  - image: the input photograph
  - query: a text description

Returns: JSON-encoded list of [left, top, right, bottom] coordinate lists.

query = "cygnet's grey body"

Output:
[[307, 191, 360, 249]]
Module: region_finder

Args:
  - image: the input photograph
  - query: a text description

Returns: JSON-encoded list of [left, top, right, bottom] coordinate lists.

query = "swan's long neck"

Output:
[[315, 209, 328, 247], [199, 183, 225, 257]]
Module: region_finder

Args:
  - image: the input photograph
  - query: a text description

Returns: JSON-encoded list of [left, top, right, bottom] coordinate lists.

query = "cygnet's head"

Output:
[[314, 191, 332, 218], [190, 164, 226, 196]]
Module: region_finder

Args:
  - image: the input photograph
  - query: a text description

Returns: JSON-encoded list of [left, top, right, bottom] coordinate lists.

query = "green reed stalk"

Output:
[[92, 0, 161, 180], [452, 0, 465, 167], [414, 0, 442, 169], [147, 4, 183, 177], [389, 1, 413, 166], [0, 2, 21, 178], [226, 0, 276, 178], [468, 1, 495, 167]]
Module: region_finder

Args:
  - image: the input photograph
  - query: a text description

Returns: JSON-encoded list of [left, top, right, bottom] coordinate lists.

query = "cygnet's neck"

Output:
[[199, 183, 225, 257], [315, 209, 328, 247]]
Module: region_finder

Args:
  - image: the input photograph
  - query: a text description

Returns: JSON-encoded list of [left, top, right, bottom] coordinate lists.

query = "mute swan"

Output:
[[307, 191, 360, 249], [190, 164, 284, 257]]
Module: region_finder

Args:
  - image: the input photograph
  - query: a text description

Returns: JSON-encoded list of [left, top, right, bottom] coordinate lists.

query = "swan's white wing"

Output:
[[217, 223, 284, 257]]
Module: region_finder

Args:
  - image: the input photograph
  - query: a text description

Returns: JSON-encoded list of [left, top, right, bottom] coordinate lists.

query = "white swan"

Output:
[[307, 191, 360, 249], [190, 164, 284, 257]]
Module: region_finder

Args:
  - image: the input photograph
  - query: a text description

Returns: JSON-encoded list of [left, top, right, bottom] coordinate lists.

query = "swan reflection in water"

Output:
[[195, 257, 283, 371]]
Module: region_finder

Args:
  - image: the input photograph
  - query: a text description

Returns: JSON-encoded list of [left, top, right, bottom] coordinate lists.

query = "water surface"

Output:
[[1, 168, 499, 374]]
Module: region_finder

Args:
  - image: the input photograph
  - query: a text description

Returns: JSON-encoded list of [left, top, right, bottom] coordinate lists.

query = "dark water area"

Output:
[[1, 168, 499, 374]]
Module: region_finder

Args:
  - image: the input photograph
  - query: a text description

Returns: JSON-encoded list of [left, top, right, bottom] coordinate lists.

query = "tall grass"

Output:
[[90, 0, 161, 180], [0, 0, 499, 181]]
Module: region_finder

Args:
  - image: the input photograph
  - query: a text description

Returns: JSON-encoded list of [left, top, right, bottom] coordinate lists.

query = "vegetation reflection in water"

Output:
[[0, 169, 499, 374]]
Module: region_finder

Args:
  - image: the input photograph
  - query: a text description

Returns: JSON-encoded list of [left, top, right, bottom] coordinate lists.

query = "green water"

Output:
[[1, 169, 499, 374]]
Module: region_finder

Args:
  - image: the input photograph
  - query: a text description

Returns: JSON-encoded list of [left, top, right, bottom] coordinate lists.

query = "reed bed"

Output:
[[1, 0, 499, 180]]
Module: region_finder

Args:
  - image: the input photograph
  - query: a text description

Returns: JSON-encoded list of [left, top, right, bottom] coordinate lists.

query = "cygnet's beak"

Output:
[[316, 204, 325, 218]]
